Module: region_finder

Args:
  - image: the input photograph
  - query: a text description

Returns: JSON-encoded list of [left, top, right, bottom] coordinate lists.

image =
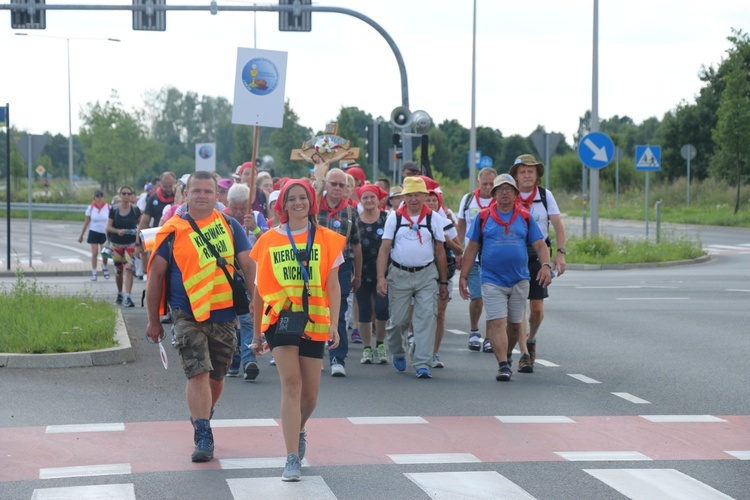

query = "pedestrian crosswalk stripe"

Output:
[[405, 471, 536, 500], [31, 483, 135, 499], [725, 450, 750, 460], [640, 415, 726, 423], [39, 463, 131, 480], [220, 457, 308, 469], [557, 451, 652, 461], [227, 476, 337, 499], [46, 423, 125, 433], [584, 469, 734, 500], [348, 416, 428, 425], [211, 418, 278, 428], [612, 392, 651, 404], [496, 416, 575, 423], [388, 453, 481, 464]]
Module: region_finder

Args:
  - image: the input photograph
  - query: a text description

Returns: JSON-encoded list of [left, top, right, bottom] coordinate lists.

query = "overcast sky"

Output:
[[2, 0, 748, 146]]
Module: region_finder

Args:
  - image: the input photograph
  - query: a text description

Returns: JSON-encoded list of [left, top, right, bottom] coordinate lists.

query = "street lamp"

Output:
[[15, 34, 121, 194]]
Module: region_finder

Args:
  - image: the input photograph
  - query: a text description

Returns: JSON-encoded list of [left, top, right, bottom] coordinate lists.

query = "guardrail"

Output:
[[4, 203, 88, 213]]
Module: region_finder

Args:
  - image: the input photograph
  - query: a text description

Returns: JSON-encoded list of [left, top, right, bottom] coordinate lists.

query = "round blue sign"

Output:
[[198, 145, 213, 159], [578, 132, 615, 169], [479, 156, 493, 168], [241, 57, 280, 96]]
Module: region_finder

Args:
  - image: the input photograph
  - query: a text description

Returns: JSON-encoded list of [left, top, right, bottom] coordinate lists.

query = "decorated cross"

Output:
[[290, 123, 360, 189]]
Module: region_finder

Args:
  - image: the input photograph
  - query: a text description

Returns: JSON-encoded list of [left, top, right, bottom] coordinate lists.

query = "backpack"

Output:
[[394, 212, 456, 280]]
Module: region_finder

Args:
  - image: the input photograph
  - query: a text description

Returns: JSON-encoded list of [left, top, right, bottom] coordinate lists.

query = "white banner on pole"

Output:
[[232, 48, 288, 128], [195, 143, 217, 171]]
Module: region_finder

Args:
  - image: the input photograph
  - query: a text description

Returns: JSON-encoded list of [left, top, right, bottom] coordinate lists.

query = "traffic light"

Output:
[[11, 0, 45, 30], [393, 133, 402, 148], [133, 0, 166, 31], [366, 124, 376, 163]]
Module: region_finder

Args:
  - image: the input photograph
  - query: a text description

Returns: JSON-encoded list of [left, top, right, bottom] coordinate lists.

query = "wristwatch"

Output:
[[557, 248, 566, 254], [542, 262, 553, 269]]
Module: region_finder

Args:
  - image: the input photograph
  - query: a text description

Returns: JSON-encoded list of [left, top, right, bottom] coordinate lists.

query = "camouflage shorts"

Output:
[[171, 309, 236, 381]]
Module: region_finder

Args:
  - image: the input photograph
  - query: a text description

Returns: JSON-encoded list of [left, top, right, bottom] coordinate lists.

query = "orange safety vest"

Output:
[[148, 210, 236, 322], [249, 225, 346, 342]]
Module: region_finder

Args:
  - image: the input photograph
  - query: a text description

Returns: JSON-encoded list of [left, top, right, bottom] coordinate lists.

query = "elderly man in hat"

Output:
[[509, 154, 567, 373], [377, 176, 449, 379], [459, 174, 552, 382]]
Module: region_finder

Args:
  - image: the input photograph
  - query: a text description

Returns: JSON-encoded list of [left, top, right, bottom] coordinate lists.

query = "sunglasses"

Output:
[[120, 192, 133, 195], [327, 181, 346, 188]]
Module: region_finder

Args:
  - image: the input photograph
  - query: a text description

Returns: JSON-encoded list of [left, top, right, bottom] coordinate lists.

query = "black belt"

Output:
[[391, 261, 431, 273]]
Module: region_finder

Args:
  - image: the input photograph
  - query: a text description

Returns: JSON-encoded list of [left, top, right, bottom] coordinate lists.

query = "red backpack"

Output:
[[475, 202, 531, 257]]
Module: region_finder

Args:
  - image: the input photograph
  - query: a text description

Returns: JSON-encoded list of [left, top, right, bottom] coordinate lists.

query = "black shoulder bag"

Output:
[[276, 223, 317, 339], [186, 215, 250, 315]]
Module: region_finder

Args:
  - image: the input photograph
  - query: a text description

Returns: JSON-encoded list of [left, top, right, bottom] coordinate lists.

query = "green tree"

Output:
[[712, 34, 750, 214], [270, 100, 313, 178]]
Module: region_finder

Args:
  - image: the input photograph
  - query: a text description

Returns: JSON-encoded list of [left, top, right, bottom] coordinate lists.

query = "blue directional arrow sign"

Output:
[[635, 145, 661, 171], [578, 131, 615, 169]]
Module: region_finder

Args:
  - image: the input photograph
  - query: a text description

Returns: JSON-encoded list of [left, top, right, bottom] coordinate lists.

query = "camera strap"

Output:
[[285, 223, 316, 324]]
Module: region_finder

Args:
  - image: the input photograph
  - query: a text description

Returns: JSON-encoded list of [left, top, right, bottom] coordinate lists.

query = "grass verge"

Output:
[[0, 272, 117, 354], [565, 234, 704, 265]]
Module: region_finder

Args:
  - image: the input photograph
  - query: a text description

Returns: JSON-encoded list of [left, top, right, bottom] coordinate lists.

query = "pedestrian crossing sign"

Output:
[[0, 106, 6, 127], [635, 145, 661, 171]]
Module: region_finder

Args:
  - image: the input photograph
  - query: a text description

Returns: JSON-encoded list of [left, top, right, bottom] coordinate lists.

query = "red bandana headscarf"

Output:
[[275, 180, 319, 223]]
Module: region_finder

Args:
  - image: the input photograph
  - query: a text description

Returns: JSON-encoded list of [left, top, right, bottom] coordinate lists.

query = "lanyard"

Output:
[[285, 223, 313, 290]]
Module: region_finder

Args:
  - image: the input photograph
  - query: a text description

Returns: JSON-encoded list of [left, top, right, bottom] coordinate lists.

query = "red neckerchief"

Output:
[[488, 200, 520, 235], [473, 189, 491, 209], [518, 185, 538, 210], [397, 204, 431, 244], [156, 187, 175, 204], [320, 196, 347, 221], [91, 201, 107, 213]]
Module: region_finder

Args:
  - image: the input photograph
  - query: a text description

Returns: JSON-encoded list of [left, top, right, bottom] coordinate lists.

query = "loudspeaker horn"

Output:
[[390, 106, 412, 128], [411, 110, 432, 134]]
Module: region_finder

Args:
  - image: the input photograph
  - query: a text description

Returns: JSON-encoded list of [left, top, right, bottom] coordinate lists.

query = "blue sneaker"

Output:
[[298, 429, 307, 461], [393, 356, 407, 372], [191, 419, 214, 462], [282, 453, 301, 481], [416, 367, 432, 379]]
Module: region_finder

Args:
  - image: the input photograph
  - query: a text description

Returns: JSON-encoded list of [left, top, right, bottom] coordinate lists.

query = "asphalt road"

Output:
[[0, 220, 749, 499]]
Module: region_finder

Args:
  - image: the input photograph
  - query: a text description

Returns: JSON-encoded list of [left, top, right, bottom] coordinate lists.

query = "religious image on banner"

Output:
[[195, 143, 216, 172], [232, 48, 288, 128]]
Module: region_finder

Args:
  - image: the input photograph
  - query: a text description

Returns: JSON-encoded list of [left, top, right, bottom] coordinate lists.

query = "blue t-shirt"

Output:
[[156, 215, 251, 322], [467, 208, 544, 288]]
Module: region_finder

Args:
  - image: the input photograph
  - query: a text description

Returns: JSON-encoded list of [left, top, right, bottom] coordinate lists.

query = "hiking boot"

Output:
[[496, 363, 512, 382], [351, 329, 362, 343], [360, 347, 374, 364], [298, 429, 307, 461], [527, 341, 536, 364], [482, 339, 493, 353], [115, 294, 123, 306], [393, 356, 407, 372], [468, 336, 481, 351], [431, 354, 444, 368], [191, 419, 214, 462], [243, 361, 259, 381], [282, 453, 301, 481], [518, 354, 534, 373], [123, 297, 135, 308], [376, 344, 388, 364]]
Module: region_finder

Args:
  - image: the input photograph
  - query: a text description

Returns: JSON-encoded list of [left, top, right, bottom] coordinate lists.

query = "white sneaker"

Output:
[[91, 271, 97, 281], [331, 358, 346, 377]]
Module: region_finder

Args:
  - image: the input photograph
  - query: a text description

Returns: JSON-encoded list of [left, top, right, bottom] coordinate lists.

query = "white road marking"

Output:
[[227, 476, 336, 499], [39, 463, 131, 479], [388, 453, 481, 464], [556, 451, 652, 461], [612, 392, 651, 404], [211, 418, 278, 428], [348, 416, 428, 425], [496, 416, 575, 423], [584, 468, 734, 499], [37, 240, 92, 257], [535, 359, 559, 367], [578, 285, 678, 289], [46, 423, 125, 433], [447, 329, 468, 335], [58, 257, 84, 264], [220, 457, 309, 469], [405, 471, 536, 500], [640, 415, 727, 423], [726, 289, 750, 293], [31, 484, 135, 500], [616, 297, 689, 301], [568, 374, 601, 384], [725, 450, 750, 460]]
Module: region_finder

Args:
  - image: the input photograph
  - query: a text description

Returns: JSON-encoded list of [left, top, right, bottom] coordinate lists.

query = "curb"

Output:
[[566, 252, 711, 271], [0, 308, 135, 369]]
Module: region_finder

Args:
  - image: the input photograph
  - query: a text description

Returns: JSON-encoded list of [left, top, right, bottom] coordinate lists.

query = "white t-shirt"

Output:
[[519, 188, 560, 240], [85, 204, 110, 234], [457, 192, 492, 260], [383, 209, 446, 268]]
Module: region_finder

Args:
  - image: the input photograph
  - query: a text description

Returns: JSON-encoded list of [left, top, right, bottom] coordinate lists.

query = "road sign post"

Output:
[[635, 145, 661, 238], [578, 131, 614, 236], [681, 144, 697, 208]]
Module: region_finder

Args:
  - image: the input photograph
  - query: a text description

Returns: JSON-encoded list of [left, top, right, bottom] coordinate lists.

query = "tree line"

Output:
[[1, 29, 747, 211]]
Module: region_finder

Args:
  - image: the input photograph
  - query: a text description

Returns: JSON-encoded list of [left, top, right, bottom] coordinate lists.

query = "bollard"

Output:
[[655, 200, 662, 244]]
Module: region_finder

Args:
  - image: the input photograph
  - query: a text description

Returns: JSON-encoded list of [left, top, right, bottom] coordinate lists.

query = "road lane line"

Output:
[[447, 329, 468, 335], [39, 463, 131, 479], [568, 374, 601, 384], [616, 297, 689, 300], [348, 416, 428, 425], [556, 451, 652, 461], [535, 359, 559, 367], [726, 289, 750, 293], [37, 240, 92, 257], [612, 392, 651, 404], [640, 415, 727, 423], [46, 423, 125, 433], [584, 469, 733, 499], [388, 453, 481, 464], [227, 476, 336, 499], [31, 484, 135, 500], [405, 471, 536, 500], [496, 416, 575, 423]]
